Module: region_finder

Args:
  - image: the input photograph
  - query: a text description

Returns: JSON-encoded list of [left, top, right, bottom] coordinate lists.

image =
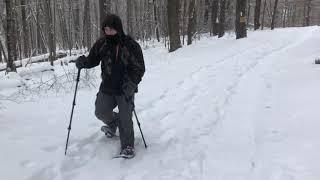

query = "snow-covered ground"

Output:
[[0, 26, 320, 180]]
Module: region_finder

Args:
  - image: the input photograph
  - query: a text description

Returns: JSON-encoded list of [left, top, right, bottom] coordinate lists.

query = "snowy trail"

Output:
[[1, 27, 320, 180]]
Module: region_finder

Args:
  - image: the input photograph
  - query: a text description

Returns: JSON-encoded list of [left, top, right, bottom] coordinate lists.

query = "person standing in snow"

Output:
[[75, 14, 145, 158]]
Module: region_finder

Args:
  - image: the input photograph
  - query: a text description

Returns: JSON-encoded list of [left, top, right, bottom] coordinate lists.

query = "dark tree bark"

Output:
[[218, 0, 226, 38], [36, 0, 46, 54], [254, 0, 261, 30], [45, 0, 56, 65], [271, 0, 279, 30], [154, 0, 160, 42], [182, 0, 188, 45], [68, 0, 72, 54], [15, 0, 21, 60], [282, 0, 288, 28], [211, 0, 219, 36], [73, 0, 80, 49], [127, 0, 134, 38], [305, 0, 312, 26], [58, 4, 69, 50], [0, 39, 2, 63], [187, 0, 196, 45], [291, 4, 297, 27], [247, 0, 251, 24], [83, 0, 91, 49], [0, 17, 8, 63], [261, 0, 266, 30], [0, 38, 8, 63], [21, 0, 30, 58], [99, 0, 106, 36], [167, 0, 181, 52], [235, 0, 247, 39], [5, 0, 17, 72]]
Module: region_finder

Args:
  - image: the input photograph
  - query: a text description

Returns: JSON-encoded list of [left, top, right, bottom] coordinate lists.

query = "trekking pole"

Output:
[[132, 101, 147, 149], [65, 68, 81, 155]]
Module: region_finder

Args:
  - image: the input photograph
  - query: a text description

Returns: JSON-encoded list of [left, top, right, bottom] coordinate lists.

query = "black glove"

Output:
[[122, 80, 137, 102], [75, 55, 87, 69]]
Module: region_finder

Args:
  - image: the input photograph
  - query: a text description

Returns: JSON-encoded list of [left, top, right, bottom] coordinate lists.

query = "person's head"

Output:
[[101, 14, 124, 36]]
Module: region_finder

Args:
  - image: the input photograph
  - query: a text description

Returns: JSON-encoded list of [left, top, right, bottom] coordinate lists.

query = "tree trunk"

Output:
[[73, 0, 80, 49], [0, 41, 2, 63], [247, 0, 251, 24], [282, 0, 288, 28], [58, 4, 69, 50], [218, 0, 226, 38], [36, 0, 45, 54], [305, 0, 312, 26], [291, 4, 296, 27], [254, 0, 261, 30], [21, 0, 30, 58], [154, 0, 160, 42], [45, 0, 56, 65], [5, 0, 17, 72], [127, 0, 134, 38], [99, 0, 106, 36], [15, 0, 21, 61], [68, 0, 73, 54], [211, 0, 219, 36], [235, 0, 247, 39], [0, 16, 8, 62], [83, 0, 91, 49], [0, 38, 8, 63], [261, 0, 266, 30], [271, 0, 279, 30], [187, 0, 196, 45], [167, 0, 181, 52], [182, 0, 187, 45]]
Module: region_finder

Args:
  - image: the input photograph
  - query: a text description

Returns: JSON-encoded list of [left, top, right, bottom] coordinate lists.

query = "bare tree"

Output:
[[5, 0, 17, 72], [99, 0, 107, 36], [271, 0, 279, 30], [305, 0, 312, 26], [188, 0, 196, 45], [83, 0, 91, 49], [127, 0, 134, 38], [36, 0, 46, 55], [0, 42, 2, 63], [282, 0, 288, 28], [153, 0, 160, 42], [290, 3, 297, 27], [45, 0, 56, 65], [254, 0, 262, 30], [167, 0, 181, 52], [235, 0, 247, 39], [73, 0, 81, 49], [247, 0, 252, 24], [0, 13, 7, 62], [218, 0, 226, 38], [58, 2, 69, 50], [261, 0, 267, 29], [20, 0, 29, 58], [211, 0, 219, 35]]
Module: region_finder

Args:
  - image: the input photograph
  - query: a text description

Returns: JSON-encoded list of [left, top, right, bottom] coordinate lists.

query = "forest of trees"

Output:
[[0, 0, 319, 72]]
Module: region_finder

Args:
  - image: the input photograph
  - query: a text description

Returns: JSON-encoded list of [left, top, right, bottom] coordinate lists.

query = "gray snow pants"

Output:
[[95, 91, 134, 149]]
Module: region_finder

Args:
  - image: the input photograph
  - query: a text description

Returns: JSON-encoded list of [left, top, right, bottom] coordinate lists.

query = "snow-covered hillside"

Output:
[[1, 26, 320, 180]]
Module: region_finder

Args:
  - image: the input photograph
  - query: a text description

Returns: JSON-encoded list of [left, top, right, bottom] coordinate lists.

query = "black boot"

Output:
[[119, 146, 135, 159], [101, 112, 119, 138]]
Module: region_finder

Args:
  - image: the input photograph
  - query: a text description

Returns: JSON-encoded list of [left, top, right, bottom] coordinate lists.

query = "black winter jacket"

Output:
[[79, 36, 145, 95]]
